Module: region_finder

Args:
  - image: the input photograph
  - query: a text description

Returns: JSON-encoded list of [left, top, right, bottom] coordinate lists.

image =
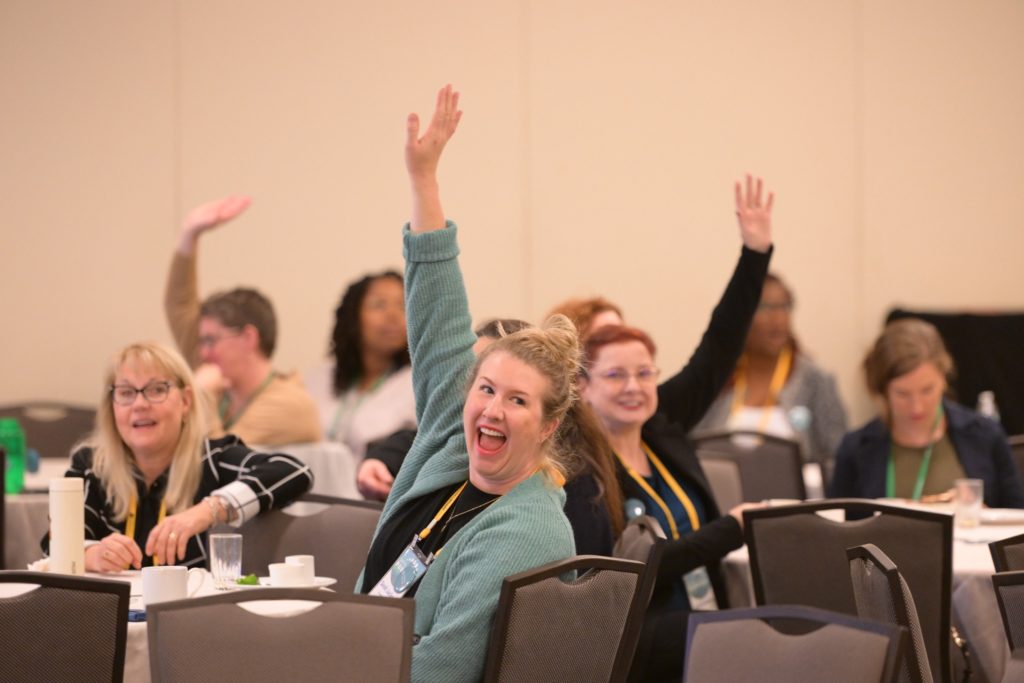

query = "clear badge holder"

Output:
[[683, 566, 719, 611], [370, 537, 432, 598]]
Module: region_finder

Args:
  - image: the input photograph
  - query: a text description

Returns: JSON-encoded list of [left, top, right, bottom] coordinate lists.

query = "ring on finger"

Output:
[[169, 532, 178, 540]]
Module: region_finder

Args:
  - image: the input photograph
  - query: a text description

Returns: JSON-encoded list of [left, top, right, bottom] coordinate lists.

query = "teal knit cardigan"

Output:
[[361, 223, 575, 683]]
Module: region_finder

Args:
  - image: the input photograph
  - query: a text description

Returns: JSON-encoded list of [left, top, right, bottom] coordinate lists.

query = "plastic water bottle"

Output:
[[977, 391, 1000, 422], [0, 417, 26, 494]]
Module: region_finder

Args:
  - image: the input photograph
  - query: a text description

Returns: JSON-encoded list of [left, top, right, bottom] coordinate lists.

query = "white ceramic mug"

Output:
[[285, 555, 315, 584], [142, 565, 204, 605], [268, 562, 307, 587]]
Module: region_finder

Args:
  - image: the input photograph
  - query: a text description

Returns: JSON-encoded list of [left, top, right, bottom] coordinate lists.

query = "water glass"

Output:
[[209, 533, 243, 589], [954, 478, 983, 528]]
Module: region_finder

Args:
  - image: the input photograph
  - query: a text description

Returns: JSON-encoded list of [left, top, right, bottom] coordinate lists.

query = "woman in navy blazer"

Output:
[[829, 318, 1024, 508]]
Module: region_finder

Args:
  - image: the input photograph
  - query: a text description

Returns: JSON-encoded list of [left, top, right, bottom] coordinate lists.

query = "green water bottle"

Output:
[[1, 417, 26, 494]]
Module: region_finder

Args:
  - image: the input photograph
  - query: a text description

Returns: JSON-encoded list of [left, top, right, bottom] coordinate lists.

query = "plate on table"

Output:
[[247, 576, 337, 588], [980, 508, 1024, 525]]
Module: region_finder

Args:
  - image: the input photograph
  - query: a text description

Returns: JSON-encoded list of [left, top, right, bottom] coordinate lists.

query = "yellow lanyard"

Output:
[[126, 497, 167, 563], [616, 443, 700, 540], [418, 482, 468, 543], [730, 345, 793, 432]]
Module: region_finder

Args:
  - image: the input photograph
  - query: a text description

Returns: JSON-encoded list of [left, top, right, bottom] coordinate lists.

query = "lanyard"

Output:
[[327, 371, 390, 441], [219, 371, 276, 429], [126, 496, 167, 563], [730, 345, 793, 432], [413, 481, 469, 559], [616, 443, 700, 540], [886, 404, 944, 500]]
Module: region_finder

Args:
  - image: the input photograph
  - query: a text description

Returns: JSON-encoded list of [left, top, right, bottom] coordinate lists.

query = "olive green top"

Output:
[[891, 434, 965, 498]]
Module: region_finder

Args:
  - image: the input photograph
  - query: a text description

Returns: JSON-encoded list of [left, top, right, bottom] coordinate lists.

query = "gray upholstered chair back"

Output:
[[744, 500, 952, 683], [848, 543, 934, 683], [1009, 435, 1024, 487], [699, 457, 744, 512], [147, 588, 413, 683], [0, 401, 96, 460], [692, 430, 806, 502], [0, 570, 130, 683], [993, 570, 1024, 653], [482, 555, 647, 683], [233, 494, 381, 585], [990, 531, 1024, 572], [684, 605, 906, 683]]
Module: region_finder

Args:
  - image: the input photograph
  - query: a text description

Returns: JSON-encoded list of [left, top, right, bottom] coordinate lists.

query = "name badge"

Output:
[[683, 567, 719, 611], [369, 538, 432, 598]]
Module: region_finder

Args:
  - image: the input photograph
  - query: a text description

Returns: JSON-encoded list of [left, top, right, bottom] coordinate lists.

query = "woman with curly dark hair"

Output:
[[304, 271, 416, 458]]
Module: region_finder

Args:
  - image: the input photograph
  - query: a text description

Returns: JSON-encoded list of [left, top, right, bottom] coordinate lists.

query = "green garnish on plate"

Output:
[[236, 574, 259, 585]]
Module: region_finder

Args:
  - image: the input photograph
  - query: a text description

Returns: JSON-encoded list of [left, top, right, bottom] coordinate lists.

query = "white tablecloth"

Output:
[[723, 512, 1024, 683]]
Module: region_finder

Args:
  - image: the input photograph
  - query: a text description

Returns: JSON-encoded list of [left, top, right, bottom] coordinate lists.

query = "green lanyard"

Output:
[[886, 404, 944, 500], [219, 371, 276, 430]]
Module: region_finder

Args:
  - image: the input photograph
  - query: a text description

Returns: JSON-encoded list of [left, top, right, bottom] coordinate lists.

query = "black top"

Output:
[[41, 435, 314, 568], [360, 480, 499, 597]]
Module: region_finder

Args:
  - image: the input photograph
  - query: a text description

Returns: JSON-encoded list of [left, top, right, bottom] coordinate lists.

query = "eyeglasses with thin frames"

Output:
[[197, 330, 243, 349], [590, 366, 660, 388], [110, 381, 177, 406]]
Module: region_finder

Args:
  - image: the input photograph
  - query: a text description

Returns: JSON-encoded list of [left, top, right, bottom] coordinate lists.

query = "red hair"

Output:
[[582, 325, 657, 370]]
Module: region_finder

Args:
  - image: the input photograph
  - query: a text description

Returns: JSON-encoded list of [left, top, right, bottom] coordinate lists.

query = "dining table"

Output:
[[722, 503, 1024, 683]]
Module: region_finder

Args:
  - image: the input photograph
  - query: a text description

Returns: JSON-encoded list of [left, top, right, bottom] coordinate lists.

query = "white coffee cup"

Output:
[[285, 555, 315, 584], [142, 565, 204, 605], [268, 562, 307, 587]]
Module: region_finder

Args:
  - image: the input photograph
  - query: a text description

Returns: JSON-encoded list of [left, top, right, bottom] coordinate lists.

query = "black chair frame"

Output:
[[0, 570, 131, 683], [743, 499, 953, 683], [482, 555, 649, 683], [684, 604, 907, 683]]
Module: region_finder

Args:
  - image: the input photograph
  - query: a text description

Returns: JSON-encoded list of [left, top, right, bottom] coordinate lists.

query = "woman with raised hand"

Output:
[[357, 85, 580, 682], [578, 175, 775, 682], [42, 341, 313, 572]]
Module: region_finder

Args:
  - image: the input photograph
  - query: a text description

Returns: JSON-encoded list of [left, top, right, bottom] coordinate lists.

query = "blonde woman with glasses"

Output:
[[42, 341, 313, 572]]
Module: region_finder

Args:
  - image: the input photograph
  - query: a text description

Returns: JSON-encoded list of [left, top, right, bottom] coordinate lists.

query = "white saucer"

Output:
[[254, 576, 337, 588]]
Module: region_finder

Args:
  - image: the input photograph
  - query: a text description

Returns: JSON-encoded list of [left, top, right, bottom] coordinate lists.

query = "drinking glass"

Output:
[[209, 533, 243, 589], [954, 478, 983, 528]]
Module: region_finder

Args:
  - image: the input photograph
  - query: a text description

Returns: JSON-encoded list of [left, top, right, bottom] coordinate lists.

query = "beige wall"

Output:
[[2, 1, 1022, 427]]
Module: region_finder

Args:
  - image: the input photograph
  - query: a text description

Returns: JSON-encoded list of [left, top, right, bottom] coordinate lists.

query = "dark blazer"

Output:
[[829, 400, 1024, 508]]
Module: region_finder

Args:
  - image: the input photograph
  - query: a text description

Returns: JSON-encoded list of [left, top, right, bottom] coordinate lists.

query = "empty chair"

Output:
[[848, 543, 933, 683], [699, 457, 744, 513], [235, 494, 381, 585], [0, 401, 95, 460], [692, 430, 806, 502], [744, 500, 952, 682], [990, 532, 1024, 572], [684, 604, 906, 683], [1010, 435, 1024, 495], [482, 555, 648, 683], [993, 570, 1024, 653], [0, 570, 130, 683], [147, 588, 413, 683]]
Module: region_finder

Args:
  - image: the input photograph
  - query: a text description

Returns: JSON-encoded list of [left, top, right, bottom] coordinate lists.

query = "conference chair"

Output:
[[744, 500, 952, 682], [691, 429, 806, 502], [990, 532, 1024, 573], [683, 604, 906, 683], [0, 401, 95, 460], [992, 570, 1024, 653], [148, 588, 414, 683], [1009, 435, 1024, 492], [698, 457, 744, 513], [482, 555, 648, 683], [235, 494, 382, 586], [848, 543, 933, 683], [0, 570, 130, 683]]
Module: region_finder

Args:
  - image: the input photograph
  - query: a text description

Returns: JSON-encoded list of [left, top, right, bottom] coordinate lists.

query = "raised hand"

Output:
[[734, 175, 773, 253], [406, 85, 461, 233], [405, 84, 462, 182], [178, 195, 252, 255], [356, 458, 395, 501]]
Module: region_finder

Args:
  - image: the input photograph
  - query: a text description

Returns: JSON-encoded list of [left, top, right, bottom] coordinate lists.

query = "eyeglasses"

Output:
[[110, 381, 177, 406], [197, 330, 243, 348], [591, 366, 660, 387]]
